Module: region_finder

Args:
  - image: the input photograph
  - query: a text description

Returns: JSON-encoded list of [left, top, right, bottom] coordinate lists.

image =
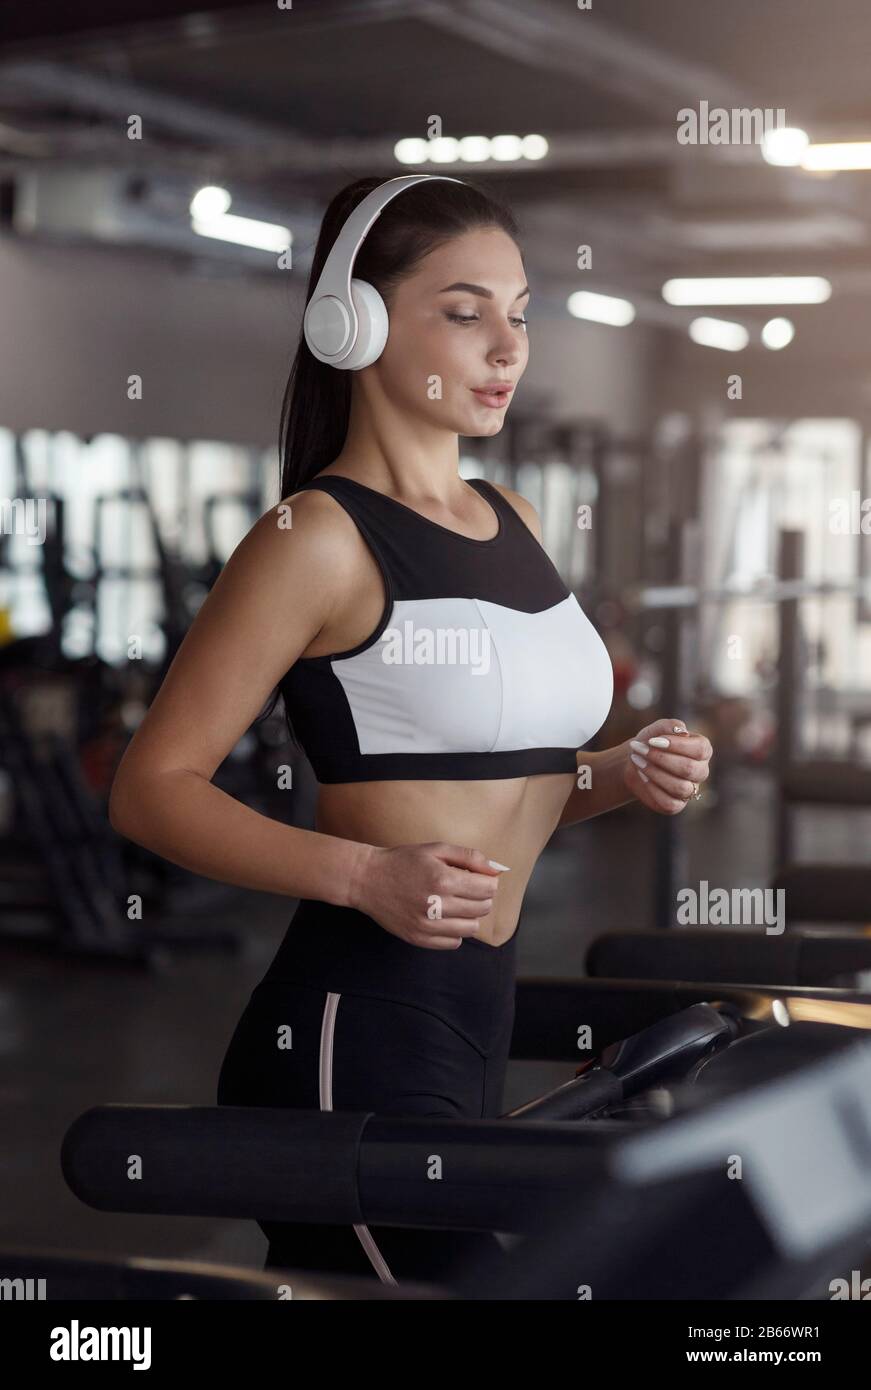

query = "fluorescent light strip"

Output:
[[663, 277, 830, 305], [802, 142, 871, 170], [192, 214, 291, 253]]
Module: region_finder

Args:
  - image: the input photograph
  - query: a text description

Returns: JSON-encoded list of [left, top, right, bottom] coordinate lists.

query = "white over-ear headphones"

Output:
[[303, 173, 467, 370]]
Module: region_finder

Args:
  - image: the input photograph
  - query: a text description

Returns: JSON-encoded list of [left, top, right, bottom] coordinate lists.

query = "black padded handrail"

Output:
[[586, 928, 871, 987], [61, 1105, 614, 1233]]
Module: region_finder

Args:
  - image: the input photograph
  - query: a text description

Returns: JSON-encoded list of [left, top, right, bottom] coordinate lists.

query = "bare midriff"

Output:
[[314, 772, 574, 946], [300, 467, 576, 948]]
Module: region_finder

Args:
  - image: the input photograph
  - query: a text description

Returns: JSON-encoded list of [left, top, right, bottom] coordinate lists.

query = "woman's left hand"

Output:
[[622, 718, 712, 815]]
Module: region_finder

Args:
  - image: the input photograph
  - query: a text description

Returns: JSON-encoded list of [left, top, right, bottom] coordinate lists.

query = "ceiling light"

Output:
[[761, 317, 795, 349], [190, 185, 232, 219], [761, 126, 810, 166], [520, 134, 549, 160], [689, 317, 749, 350], [427, 137, 461, 163], [191, 213, 291, 253], [457, 136, 491, 162], [663, 277, 830, 305], [394, 133, 549, 165], [489, 135, 524, 161], [801, 142, 871, 170], [567, 291, 636, 326], [394, 138, 429, 164]]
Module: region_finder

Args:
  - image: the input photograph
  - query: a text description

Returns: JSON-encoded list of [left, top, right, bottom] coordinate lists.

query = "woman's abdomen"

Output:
[[314, 773, 573, 942]]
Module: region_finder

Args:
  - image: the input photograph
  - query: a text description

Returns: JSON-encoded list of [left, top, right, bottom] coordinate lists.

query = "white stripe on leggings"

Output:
[[319, 991, 397, 1285]]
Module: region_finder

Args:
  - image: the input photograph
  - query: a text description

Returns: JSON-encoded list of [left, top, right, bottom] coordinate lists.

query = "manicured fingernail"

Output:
[[630, 752, 647, 770], [629, 739, 649, 755], [649, 737, 670, 748], [637, 767, 649, 782], [673, 726, 688, 734], [488, 860, 510, 871]]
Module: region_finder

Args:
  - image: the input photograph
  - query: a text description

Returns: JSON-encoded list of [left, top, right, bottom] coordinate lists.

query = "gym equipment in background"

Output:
[[624, 527, 871, 930]]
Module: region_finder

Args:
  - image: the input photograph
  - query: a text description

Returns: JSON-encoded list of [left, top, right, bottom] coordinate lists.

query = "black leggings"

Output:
[[216, 896, 519, 1287]]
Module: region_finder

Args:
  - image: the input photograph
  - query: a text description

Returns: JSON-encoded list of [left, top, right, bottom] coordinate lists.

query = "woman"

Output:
[[108, 174, 712, 1288]]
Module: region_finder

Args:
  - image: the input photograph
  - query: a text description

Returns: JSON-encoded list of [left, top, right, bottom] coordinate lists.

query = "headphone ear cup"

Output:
[[342, 278, 389, 369]]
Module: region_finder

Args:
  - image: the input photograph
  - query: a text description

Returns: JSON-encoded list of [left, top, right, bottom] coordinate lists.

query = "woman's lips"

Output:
[[470, 386, 513, 408]]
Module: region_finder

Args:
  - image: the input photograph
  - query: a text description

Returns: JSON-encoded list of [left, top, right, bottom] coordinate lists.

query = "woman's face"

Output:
[[372, 225, 529, 437]]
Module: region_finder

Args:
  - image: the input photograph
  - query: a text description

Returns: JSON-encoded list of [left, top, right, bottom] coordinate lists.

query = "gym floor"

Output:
[[3, 764, 869, 1274]]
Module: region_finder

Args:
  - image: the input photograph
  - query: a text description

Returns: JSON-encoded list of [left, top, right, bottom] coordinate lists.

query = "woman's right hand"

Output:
[[352, 842, 508, 949]]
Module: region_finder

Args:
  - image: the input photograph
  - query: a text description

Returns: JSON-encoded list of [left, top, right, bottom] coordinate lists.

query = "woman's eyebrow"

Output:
[[438, 282, 530, 301]]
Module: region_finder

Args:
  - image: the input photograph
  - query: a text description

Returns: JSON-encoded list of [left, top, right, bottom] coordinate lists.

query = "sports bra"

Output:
[[279, 474, 614, 783]]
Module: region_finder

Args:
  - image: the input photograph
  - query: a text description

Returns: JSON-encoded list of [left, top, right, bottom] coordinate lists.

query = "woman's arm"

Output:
[[557, 743, 635, 829], [560, 724, 714, 828], [108, 489, 375, 912]]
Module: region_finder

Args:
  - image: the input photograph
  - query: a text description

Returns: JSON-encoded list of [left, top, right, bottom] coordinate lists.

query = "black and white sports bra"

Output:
[[280, 474, 614, 784]]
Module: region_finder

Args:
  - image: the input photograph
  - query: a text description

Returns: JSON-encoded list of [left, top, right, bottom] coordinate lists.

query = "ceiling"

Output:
[[1, 0, 870, 377]]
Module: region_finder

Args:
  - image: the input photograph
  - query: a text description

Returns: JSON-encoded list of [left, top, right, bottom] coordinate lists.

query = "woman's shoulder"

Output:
[[255, 480, 368, 577]]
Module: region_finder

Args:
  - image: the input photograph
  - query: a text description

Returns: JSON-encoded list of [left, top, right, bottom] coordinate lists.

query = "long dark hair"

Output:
[[261, 174, 524, 748]]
